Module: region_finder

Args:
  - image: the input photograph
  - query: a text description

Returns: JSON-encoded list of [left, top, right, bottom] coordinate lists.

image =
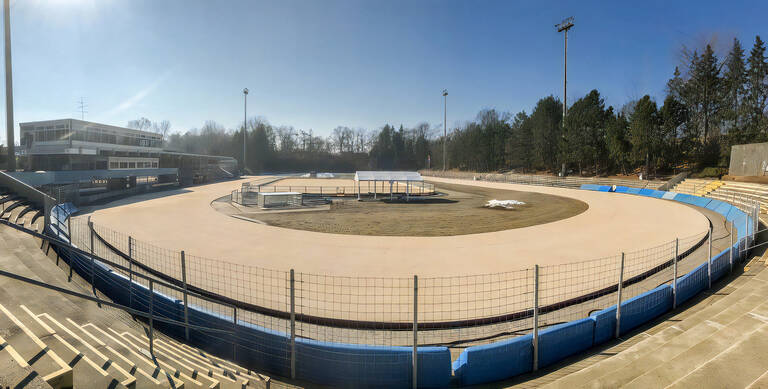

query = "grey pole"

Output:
[[707, 226, 712, 289], [3, 0, 14, 172], [128, 236, 133, 309], [290, 269, 296, 379], [730, 221, 734, 272], [413, 275, 418, 389], [149, 278, 154, 356], [442, 89, 448, 171], [563, 27, 567, 119], [673, 238, 679, 309], [243, 88, 248, 174], [615, 253, 625, 338], [232, 307, 238, 361], [181, 250, 190, 340], [88, 218, 96, 290], [532, 264, 539, 371], [744, 211, 749, 257]]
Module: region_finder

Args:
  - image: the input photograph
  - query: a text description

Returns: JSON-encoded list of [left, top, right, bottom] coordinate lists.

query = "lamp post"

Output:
[[4, 0, 14, 171], [442, 89, 448, 171], [242, 88, 248, 174], [556, 17, 574, 120]]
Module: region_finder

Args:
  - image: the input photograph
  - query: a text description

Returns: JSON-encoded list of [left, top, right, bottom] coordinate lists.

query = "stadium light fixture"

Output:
[[555, 16, 574, 120]]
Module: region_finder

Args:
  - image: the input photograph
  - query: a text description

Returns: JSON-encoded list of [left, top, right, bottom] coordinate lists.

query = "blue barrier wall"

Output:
[[675, 263, 708, 306], [638, 188, 655, 197], [453, 334, 532, 386], [592, 284, 673, 343], [538, 318, 594, 368]]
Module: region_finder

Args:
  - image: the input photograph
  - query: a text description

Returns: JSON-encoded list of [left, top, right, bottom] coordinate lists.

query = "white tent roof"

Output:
[[354, 171, 423, 182]]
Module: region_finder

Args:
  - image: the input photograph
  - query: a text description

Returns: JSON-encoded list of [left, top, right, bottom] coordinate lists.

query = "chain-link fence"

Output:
[[66, 216, 714, 350], [52, 171, 762, 385]]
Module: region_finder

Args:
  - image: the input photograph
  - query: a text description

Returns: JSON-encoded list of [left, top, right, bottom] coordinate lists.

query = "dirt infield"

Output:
[[238, 182, 588, 236], [79, 176, 708, 277]]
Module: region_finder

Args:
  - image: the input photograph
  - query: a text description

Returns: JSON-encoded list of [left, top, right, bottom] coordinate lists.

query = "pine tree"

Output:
[[745, 36, 768, 140], [692, 45, 722, 141], [629, 95, 660, 177], [721, 38, 747, 143], [605, 108, 631, 175]]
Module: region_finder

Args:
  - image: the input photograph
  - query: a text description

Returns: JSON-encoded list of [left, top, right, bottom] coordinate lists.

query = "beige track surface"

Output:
[[79, 176, 708, 278]]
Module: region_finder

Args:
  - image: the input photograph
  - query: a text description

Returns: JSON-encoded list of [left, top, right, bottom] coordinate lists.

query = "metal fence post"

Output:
[[673, 239, 679, 309], [413, 275, 419, 388], [88, 217, 94, 285], [707, 226, 712, 289], [616, 253, 625, 338], [181, 250, 190, 340], [745, 213, 749, 257], [233, 307, 238, 362], [532, 264, 539, 371], [149, 278, 155, 356], [730, 221, 734, 272], [290, 269, 296, 380], [128, 236, 134, 309], [87, 218, 101, 307]]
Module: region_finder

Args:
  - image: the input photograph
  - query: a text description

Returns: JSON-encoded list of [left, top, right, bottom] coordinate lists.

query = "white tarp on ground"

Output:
[[354, 171, 423, 182], [484, 199, 525, 209]]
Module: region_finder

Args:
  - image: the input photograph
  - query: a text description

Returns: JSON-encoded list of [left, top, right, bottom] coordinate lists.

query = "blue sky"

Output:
[[2, 0, 766, 144]]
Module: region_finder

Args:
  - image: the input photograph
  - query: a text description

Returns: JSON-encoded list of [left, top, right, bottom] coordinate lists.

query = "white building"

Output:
[[20, 118, 163, 171]]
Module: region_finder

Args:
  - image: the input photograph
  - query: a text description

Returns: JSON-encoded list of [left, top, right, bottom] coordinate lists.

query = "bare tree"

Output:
[[127, 117, 152, 130], [153, 120, 171, 142]]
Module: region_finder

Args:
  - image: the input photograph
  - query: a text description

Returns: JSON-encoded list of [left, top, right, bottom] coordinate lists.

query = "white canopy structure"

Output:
[[354, 171, 423, 182], [353, 171, 424, 201]]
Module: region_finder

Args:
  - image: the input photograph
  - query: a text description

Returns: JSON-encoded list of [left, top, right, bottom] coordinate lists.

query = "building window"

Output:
[[119, 162, 128, 169], [109, 162, 119, 169]]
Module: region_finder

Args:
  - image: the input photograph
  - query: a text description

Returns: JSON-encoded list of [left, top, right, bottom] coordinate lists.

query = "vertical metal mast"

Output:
[[442, 89, 448, 171], [556, 17, 574, 120], [4, 0, 14, 171]]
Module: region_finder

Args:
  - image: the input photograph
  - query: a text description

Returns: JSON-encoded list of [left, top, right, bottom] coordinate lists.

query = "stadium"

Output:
[[0, 160, 765, 388], [2, 2, 768, 388]]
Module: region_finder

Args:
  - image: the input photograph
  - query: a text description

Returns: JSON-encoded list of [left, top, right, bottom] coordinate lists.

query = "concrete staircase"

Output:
[[0, 201, 274, 388], [531, 253, 768, 388]]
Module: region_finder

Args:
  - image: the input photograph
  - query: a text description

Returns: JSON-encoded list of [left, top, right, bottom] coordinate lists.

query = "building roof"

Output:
[[354, 171, 423, 182]]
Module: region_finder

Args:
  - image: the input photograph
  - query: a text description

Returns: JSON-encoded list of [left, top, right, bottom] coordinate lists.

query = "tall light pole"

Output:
[[442, 89, 448, 171], [4, 0, 14, 171], [242, 88, 248, 174], [556, 17, 574, 121]]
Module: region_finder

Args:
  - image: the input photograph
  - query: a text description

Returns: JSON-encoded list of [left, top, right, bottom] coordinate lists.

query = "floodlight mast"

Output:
[[556, 17, 574, 121]]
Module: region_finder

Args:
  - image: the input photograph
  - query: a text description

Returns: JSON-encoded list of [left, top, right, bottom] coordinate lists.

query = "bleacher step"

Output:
[[544, 270, 768, 389]]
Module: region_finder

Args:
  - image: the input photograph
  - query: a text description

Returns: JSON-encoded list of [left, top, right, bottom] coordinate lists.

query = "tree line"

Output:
[[136, 35, 768, 176]]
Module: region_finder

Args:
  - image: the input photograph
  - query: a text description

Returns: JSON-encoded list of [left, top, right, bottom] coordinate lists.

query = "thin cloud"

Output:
[[105, 71, 171, 116]]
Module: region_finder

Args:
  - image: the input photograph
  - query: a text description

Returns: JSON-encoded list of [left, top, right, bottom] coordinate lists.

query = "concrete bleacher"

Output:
[[0, 205, 275, 388], [672, 178, 768, 214]]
